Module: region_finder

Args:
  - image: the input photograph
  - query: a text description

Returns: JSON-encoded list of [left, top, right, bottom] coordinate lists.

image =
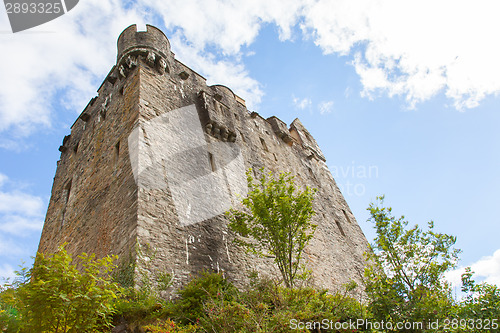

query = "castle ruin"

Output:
[[38, 24, 369, 293]]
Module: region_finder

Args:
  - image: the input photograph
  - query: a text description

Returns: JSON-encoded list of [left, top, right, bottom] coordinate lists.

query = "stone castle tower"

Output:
[[38, 24, 369, 292]]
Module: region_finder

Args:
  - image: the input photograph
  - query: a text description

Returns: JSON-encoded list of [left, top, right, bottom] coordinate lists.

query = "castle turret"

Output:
[[117, 24, 171, 62]]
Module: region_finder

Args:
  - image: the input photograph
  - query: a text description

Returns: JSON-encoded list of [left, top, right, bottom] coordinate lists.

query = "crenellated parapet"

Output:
[[112, 24, 172, 82], [117, 24, 171, 62], [266, 116, 293, 145]]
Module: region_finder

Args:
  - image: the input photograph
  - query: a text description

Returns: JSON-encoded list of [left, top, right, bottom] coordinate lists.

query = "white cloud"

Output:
[[0, 140, 23, 151], [446, 249, 500, 289], [0, 215, 43, 236], [0, 0, 148, 135], [0, 173, 45, 259], [141, 0, 500, 110], [0, 190, 44, 217], [293, 96, 312, 110], [319, 101, 334, 114], [301, 0, 500, 110], [344, 87, 352, 98], [468, 249, 500, 287], [136, 0, 304, 54]]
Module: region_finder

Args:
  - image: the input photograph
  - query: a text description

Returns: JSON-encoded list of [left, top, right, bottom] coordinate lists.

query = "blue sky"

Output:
[[1, 0, 499, 288]]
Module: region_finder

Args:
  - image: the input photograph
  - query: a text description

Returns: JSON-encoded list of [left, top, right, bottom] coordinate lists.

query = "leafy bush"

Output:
[[448, 267, 500, 332], [142, 318, 199, 333], [6, 245, 119, 333], [0, 287, 20, 333], [167, 271, 238, 325], [6, 198, 499, 333], [114, 286, 166, 323], [165, 272, 367, 333]]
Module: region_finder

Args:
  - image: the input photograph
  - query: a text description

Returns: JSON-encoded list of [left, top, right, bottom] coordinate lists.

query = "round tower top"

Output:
[[117, 24, 171, 62]]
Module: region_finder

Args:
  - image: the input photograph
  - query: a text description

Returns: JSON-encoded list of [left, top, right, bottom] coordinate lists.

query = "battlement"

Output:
[[117, 24, 171, 62]]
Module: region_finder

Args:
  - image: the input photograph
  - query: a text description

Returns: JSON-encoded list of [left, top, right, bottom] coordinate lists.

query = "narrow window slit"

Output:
[[336, 220, 346, 237], [208, 152, 216, 172], [115, 141, 120, 164], [61, 180, 72, 228], [260, 138, 269, 152]]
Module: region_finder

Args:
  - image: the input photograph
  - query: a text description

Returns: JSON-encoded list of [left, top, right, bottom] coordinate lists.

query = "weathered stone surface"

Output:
[[38, 24, 370, 296]]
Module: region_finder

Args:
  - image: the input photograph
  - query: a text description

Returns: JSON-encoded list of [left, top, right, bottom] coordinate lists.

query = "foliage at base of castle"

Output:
[[2, 198, 500, 332], [148, 271, 367, 333], [1, 244, 119, 333], [226, 169, 317, 289]]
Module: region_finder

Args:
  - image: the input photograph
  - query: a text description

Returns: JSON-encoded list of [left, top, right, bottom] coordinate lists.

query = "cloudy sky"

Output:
[[1, 0, 499, 290]]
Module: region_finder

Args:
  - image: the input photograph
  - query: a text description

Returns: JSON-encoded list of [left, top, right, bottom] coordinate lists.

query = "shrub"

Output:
[[114, 286, 166, 322], [168, 271, 238, 325], [452, 267, 500, 332], [10, 245, 119, 333], [189, 273, 368, 332], [142, 318, 199, 333], [0, 287, 20, 333]]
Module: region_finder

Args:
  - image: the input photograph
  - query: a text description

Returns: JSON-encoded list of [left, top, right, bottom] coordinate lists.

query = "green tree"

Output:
[[10, 244, 119, 332], [364, 196, 460, 331], [456, 267, 500, 331], [227, 169, 317, 288]]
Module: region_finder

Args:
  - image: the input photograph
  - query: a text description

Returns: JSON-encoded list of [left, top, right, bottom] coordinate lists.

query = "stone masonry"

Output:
[[38, 24, 370, 294]]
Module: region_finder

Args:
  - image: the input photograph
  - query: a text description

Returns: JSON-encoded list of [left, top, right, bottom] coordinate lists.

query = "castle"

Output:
[[38, 24, 369, 293]]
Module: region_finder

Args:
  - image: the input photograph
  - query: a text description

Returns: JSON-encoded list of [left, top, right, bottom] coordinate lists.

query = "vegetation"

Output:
[[0, 287, 20, 333], [364, 196, 461, 330], [150, 271, 367, 333], [226, 169, 317, 288], [1, 244, 119, 333], [1, 257, 366, 332], [364, 196, 500, 332], [1, 195, 499, 332], [455, 267, 500, 330]]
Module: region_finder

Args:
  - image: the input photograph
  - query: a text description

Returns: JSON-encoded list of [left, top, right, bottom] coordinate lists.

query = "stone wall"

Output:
[[38, 24, 369, 295]]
